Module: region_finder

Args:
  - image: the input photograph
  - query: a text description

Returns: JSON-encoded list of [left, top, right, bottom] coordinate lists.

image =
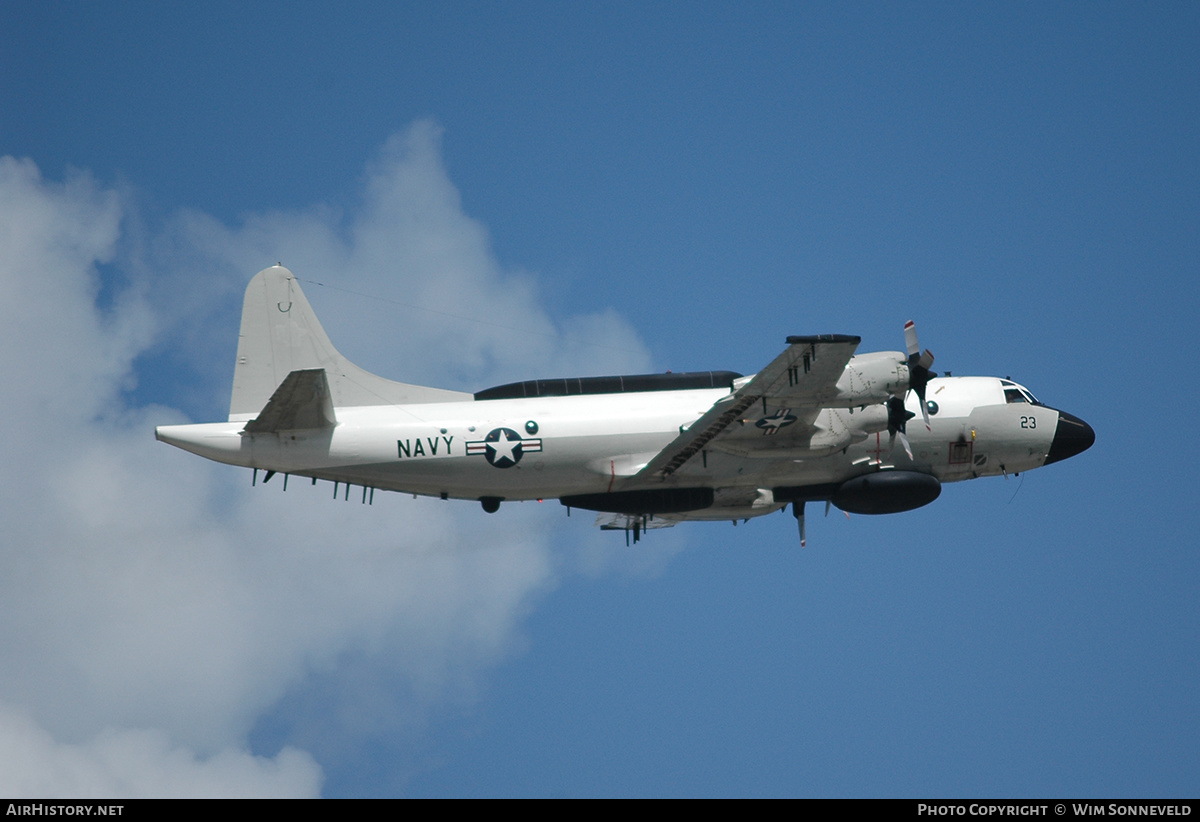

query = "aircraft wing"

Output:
[[627, 334, 861, 482]]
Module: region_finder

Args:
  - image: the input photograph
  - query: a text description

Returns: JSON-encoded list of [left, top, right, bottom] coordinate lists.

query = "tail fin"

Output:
[[229, 265, 470, 419]]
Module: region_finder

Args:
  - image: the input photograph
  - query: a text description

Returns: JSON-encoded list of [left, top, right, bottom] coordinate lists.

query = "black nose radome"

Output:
[[1044, 410, 1095, 465]]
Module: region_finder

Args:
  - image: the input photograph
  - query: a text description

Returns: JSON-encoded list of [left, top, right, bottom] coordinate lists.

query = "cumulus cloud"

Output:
[[0, 123, 651, 796], [0, 705, 321, 799], [150, 120, 649, 395]]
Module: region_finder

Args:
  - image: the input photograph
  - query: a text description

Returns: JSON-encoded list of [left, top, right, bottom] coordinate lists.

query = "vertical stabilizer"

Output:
[[229, 266, 470, 419]]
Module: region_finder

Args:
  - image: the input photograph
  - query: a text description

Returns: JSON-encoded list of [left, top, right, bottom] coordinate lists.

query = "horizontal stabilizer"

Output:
[[243, 369, 336, 433]]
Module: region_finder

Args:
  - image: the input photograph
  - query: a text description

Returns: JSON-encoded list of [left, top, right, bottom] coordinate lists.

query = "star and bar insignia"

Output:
[[466, 427, 543, 468]]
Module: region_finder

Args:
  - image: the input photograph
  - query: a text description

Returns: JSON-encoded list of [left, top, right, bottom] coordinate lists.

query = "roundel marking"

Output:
[[484, 427, 523, 468], [466, 427, 544, 468], [755, 408, 797, 436]]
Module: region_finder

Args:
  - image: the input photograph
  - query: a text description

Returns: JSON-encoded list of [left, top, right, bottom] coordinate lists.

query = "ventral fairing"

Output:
[[157, 266, 1094, 546]]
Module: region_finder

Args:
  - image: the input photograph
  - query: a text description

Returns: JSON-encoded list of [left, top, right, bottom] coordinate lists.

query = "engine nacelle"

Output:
[[833, 351, 909, 406], [832, 470, 941, 515]]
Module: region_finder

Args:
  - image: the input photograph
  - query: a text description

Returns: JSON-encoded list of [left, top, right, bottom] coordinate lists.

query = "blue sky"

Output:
[[1, 1, 1197, 797]]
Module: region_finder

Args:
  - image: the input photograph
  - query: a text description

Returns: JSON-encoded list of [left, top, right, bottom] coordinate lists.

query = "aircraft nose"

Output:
[[1044, 410, 1095, 465]]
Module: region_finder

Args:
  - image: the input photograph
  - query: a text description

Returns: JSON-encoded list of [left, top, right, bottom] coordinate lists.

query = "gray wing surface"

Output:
[[624, 334, 860, 484]]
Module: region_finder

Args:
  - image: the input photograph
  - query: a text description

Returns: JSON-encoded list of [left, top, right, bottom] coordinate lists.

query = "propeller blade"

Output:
[[887, 396, 913, 429], [885, 395, 916, 459], [904, 321, 937, 430], [886, 395, 915, 434]]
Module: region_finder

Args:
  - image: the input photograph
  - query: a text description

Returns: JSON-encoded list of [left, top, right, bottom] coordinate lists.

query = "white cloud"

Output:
[[0, 704, 321, 798], [0, 123, 651, 796], [154, 120, 650, 393]]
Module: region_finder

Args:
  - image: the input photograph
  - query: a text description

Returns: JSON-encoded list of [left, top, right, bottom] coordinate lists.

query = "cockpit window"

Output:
[[1003, 384, 1041, 405]]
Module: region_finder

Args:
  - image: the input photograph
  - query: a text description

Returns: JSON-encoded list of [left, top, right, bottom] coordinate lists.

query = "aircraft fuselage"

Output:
[[157, 375, 1076, 507]]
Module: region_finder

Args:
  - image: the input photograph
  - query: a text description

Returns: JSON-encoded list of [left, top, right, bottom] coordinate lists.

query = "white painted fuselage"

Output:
[[157, 376, 1060, 506]]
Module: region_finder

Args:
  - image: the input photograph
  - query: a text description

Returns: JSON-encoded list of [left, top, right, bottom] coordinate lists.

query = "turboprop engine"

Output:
[[831, 351, 910, 407]]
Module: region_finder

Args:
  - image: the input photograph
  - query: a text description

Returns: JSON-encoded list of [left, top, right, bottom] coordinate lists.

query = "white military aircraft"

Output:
[[157, 266, 1094, 546]]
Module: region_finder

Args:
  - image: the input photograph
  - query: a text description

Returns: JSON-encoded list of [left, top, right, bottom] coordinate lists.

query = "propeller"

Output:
[[886, 395, 915, 461], [903, 320, 936, 430]]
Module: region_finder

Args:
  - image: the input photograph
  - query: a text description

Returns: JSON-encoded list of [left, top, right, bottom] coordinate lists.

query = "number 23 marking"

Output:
[[1020, 416, 1037, 429]]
